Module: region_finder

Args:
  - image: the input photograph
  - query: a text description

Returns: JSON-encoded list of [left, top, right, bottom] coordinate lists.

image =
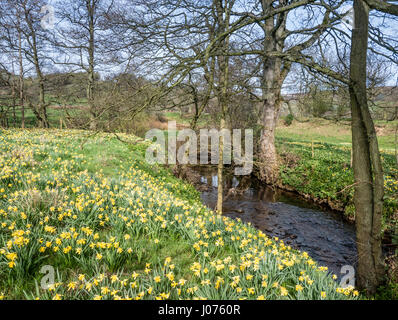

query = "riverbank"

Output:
[[275, 120, 398, 298], [275, 130, 397, 243], [0, 129, 358, 300]]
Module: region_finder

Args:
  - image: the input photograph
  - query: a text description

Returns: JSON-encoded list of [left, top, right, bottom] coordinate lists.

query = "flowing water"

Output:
[[192, 166, 358, 278]]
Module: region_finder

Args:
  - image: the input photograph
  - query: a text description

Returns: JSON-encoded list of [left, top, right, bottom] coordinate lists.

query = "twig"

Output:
[[336, 181, 365, 194], [113, 132, 144, 145], [79, 130, 101, 150]]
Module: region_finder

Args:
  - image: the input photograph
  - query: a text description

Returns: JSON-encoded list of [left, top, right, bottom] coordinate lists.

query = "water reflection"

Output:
[[192, 165, 358, 278]]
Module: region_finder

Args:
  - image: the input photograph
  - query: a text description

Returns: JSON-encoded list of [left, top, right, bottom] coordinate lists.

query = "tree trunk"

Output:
[[258, 62, 282, 184], [395, 123, 398, 166], [17, 13, 25, 129], [190, 57, 215, 131], [217, 117, 225, 214], [87, 0, 96, 130], [38, 78, 49, 128], [25, 5, 49, 129], [18, 28, 25, 129], [11, 77, 17, 127], [257, 3, 287, 184], [350, 0, 385, 294], [215, 0, 231, 215]]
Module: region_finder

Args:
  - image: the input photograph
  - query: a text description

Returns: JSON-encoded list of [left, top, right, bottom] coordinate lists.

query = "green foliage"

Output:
[[284, 114, 294, 126], [374, 280, 398, 300], [276, 136, 398, 235]]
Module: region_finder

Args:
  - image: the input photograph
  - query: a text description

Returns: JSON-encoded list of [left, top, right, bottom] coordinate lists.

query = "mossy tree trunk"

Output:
[[349, 0, 385, 294]]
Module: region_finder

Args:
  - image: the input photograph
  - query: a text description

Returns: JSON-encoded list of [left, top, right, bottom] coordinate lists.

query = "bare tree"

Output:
[[0, 0, 50, 127], [51, 0, 118, 130]]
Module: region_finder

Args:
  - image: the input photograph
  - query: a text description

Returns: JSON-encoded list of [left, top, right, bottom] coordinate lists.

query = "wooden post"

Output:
[[311, 140, 314, 158]]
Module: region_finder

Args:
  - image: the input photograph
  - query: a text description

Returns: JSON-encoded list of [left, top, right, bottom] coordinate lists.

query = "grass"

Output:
[[0, 128, 358, 300], [276, 119, 397, 299], [275, 119, 398, 251], [276, 118, 398, 151], [165, 111, 212, 127], [2, 106, 87, 129]]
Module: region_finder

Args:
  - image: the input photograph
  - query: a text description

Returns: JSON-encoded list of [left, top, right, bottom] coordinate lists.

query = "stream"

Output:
[[191, 165, 358, 278]]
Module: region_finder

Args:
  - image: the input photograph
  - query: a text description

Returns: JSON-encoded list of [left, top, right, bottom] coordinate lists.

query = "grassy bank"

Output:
[[275, 120, 398, 298], [0, 129, 358, 300], [275, 120, 397, 239]]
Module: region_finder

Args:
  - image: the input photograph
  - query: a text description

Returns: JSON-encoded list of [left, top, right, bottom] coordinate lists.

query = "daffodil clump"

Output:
[[0, 129, 359, 300]]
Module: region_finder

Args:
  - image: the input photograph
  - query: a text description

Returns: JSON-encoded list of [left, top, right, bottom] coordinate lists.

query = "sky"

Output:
[[1, 0, 397, 91]]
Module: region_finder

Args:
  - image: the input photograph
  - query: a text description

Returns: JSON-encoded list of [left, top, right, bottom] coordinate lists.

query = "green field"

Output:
[[276, 119, 397, 151], [1, 106, 87, 129]]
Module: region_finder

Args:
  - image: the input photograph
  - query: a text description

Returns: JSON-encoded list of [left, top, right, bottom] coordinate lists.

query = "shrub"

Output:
[[284, 114, 294, 126]]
